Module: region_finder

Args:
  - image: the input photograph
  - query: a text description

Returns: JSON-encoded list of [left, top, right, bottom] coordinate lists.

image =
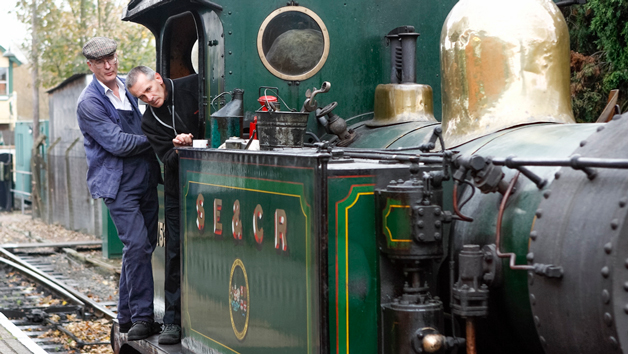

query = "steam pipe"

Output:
[[495, 172, 534, 271], [466, 318, 476, 354], [492, 155, 628, 169], [453, 182, 473, 222]]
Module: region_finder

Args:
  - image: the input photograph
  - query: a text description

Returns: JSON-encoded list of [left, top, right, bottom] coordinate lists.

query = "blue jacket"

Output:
[[76, 75, 152, 199]]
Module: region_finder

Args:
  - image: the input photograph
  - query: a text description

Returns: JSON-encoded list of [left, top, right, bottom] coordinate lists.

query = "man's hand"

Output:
[[173, 133, 194, 147]]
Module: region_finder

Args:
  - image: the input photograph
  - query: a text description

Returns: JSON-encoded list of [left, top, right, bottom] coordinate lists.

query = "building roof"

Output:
[[0, 45, 23, 66], [46, 73, 89, 93]]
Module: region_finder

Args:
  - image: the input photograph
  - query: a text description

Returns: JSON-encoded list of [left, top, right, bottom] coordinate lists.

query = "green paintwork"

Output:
[[348, 121, 438, 149], [101, 200, 123, 258], [178, 148, 410, 354], [381, 198, 413, 247], [14, 121, 48, 201], [327, 179, 378, 354], [217, 0, 457, 124], [179, 150, 321, 354]]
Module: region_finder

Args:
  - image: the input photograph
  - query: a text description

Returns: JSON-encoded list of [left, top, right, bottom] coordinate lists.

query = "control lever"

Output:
[[301, 81, 331, 112]]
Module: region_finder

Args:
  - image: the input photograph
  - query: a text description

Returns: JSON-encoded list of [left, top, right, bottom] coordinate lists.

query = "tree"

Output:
[[564, 0, 628, 122], [15, 0, 155, 88]]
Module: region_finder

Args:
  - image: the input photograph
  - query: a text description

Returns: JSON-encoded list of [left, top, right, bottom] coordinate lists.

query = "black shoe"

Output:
[[158, 324, 181, 344], [119, 321, 132, 334], [127, 320, 161, 341]]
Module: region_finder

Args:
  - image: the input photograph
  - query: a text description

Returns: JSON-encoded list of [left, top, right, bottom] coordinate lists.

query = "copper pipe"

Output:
[[453, 181, 474, 222], [495, 172, 534, 271], [466, 318, 477, 354]]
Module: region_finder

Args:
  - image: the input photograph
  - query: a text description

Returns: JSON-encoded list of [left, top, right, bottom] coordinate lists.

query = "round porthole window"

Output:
[[257, 6, 329, 81]]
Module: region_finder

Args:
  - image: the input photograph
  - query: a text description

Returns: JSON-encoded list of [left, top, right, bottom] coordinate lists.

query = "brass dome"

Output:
[[440, 0, 575, 147], [367, 83, 437, 127]]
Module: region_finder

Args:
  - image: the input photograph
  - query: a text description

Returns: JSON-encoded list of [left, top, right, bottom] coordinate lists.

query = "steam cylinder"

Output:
[[440, 0, 575, 147]]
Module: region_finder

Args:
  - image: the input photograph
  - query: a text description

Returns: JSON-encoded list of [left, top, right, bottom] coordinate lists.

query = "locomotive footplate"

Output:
[[111, 321, 182, 354]]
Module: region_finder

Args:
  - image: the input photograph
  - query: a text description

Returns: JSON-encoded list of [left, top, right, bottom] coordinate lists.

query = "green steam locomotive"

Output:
[[111, 0, 628, 353]]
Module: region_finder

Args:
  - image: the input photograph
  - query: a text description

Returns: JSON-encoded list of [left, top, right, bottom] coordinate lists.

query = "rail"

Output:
[[0, 247, 116, 319]]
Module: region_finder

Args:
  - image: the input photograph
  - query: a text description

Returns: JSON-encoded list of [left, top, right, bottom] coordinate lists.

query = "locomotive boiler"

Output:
[[111, 0, 628, 353]]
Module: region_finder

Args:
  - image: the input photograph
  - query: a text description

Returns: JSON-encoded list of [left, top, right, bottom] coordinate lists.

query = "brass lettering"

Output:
[[275, 209, 287, 251], [214, 199, 223, 236], [196, 194, 205, 233], [232, 200, 242, 240], [253, 204, 263, 244]]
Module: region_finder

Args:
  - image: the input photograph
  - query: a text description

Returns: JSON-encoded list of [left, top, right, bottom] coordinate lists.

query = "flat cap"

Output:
[[82, 37, 117, 60]]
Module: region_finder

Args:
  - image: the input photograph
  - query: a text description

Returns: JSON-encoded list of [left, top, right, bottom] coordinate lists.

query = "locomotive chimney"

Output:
[[366, 26, 437, 127], [387, 26, 420, 84]]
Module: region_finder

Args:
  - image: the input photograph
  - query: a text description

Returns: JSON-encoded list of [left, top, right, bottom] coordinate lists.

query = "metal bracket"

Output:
[[533, 263, 564, 278]]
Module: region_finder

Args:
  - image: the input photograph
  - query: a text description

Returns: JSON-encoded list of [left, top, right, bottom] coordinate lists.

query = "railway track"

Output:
[[0, 242, 116, 353]]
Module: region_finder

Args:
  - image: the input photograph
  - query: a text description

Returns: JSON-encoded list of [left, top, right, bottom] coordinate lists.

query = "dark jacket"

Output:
[[141, 74, 201, 197], [76, 75, 153, 199]]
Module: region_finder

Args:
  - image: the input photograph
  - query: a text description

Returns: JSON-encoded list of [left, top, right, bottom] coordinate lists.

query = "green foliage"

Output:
[[564, 0, 628, 122], [14, 0, 155, 88]]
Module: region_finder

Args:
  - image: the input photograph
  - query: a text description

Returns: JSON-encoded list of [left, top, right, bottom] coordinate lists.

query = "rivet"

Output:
[[543, 190, 551, 199], [229, 71, 233, 75], [530, 294, 536, 305], [602, 266, 610, 278], [604, 243, 612, 254], [229, 51, 232, 55], [554, 171, 561, 180], [535, 209, 543, 218], [597, 125, 605, 132], [418, 208, 424, 216], [620, 198, 627, 208], [624, 281, 628, 291], [228, 11, 232, 14], [534, 316, 540, 327], [526, 253, 534, 262], [228, 31, 232, 35], [624, 304, 628, 314], [611, 219, 619, 230], [610, 336, 618, 349], [580, 140, 587, 147], [602, 290, 610, 304], [539, 336, 547, 347], [528, 271, 534, 286], [530, 231, 538, 241], [604, 313, 613, 326]]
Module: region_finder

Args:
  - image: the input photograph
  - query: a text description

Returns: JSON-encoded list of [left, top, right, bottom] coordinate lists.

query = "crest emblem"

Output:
[[229, 258, 250, 340]]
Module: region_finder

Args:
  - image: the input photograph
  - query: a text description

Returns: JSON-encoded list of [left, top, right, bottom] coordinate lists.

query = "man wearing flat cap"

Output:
[[76, 37, 161, 341]]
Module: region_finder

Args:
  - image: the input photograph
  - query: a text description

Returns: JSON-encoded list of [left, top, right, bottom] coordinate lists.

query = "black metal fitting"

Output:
[[418, 126, 445, 153], [570, 154, 598, 180], [316, 102, 357, 147], [455, 155, 508, 194], [313, 141, 333, 153], [533, 263, 564, 278], [481, 244, 503, 287], [386, 26, 420, 84], [451, 245, 489, 317], [503, 156, 547, 189]]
